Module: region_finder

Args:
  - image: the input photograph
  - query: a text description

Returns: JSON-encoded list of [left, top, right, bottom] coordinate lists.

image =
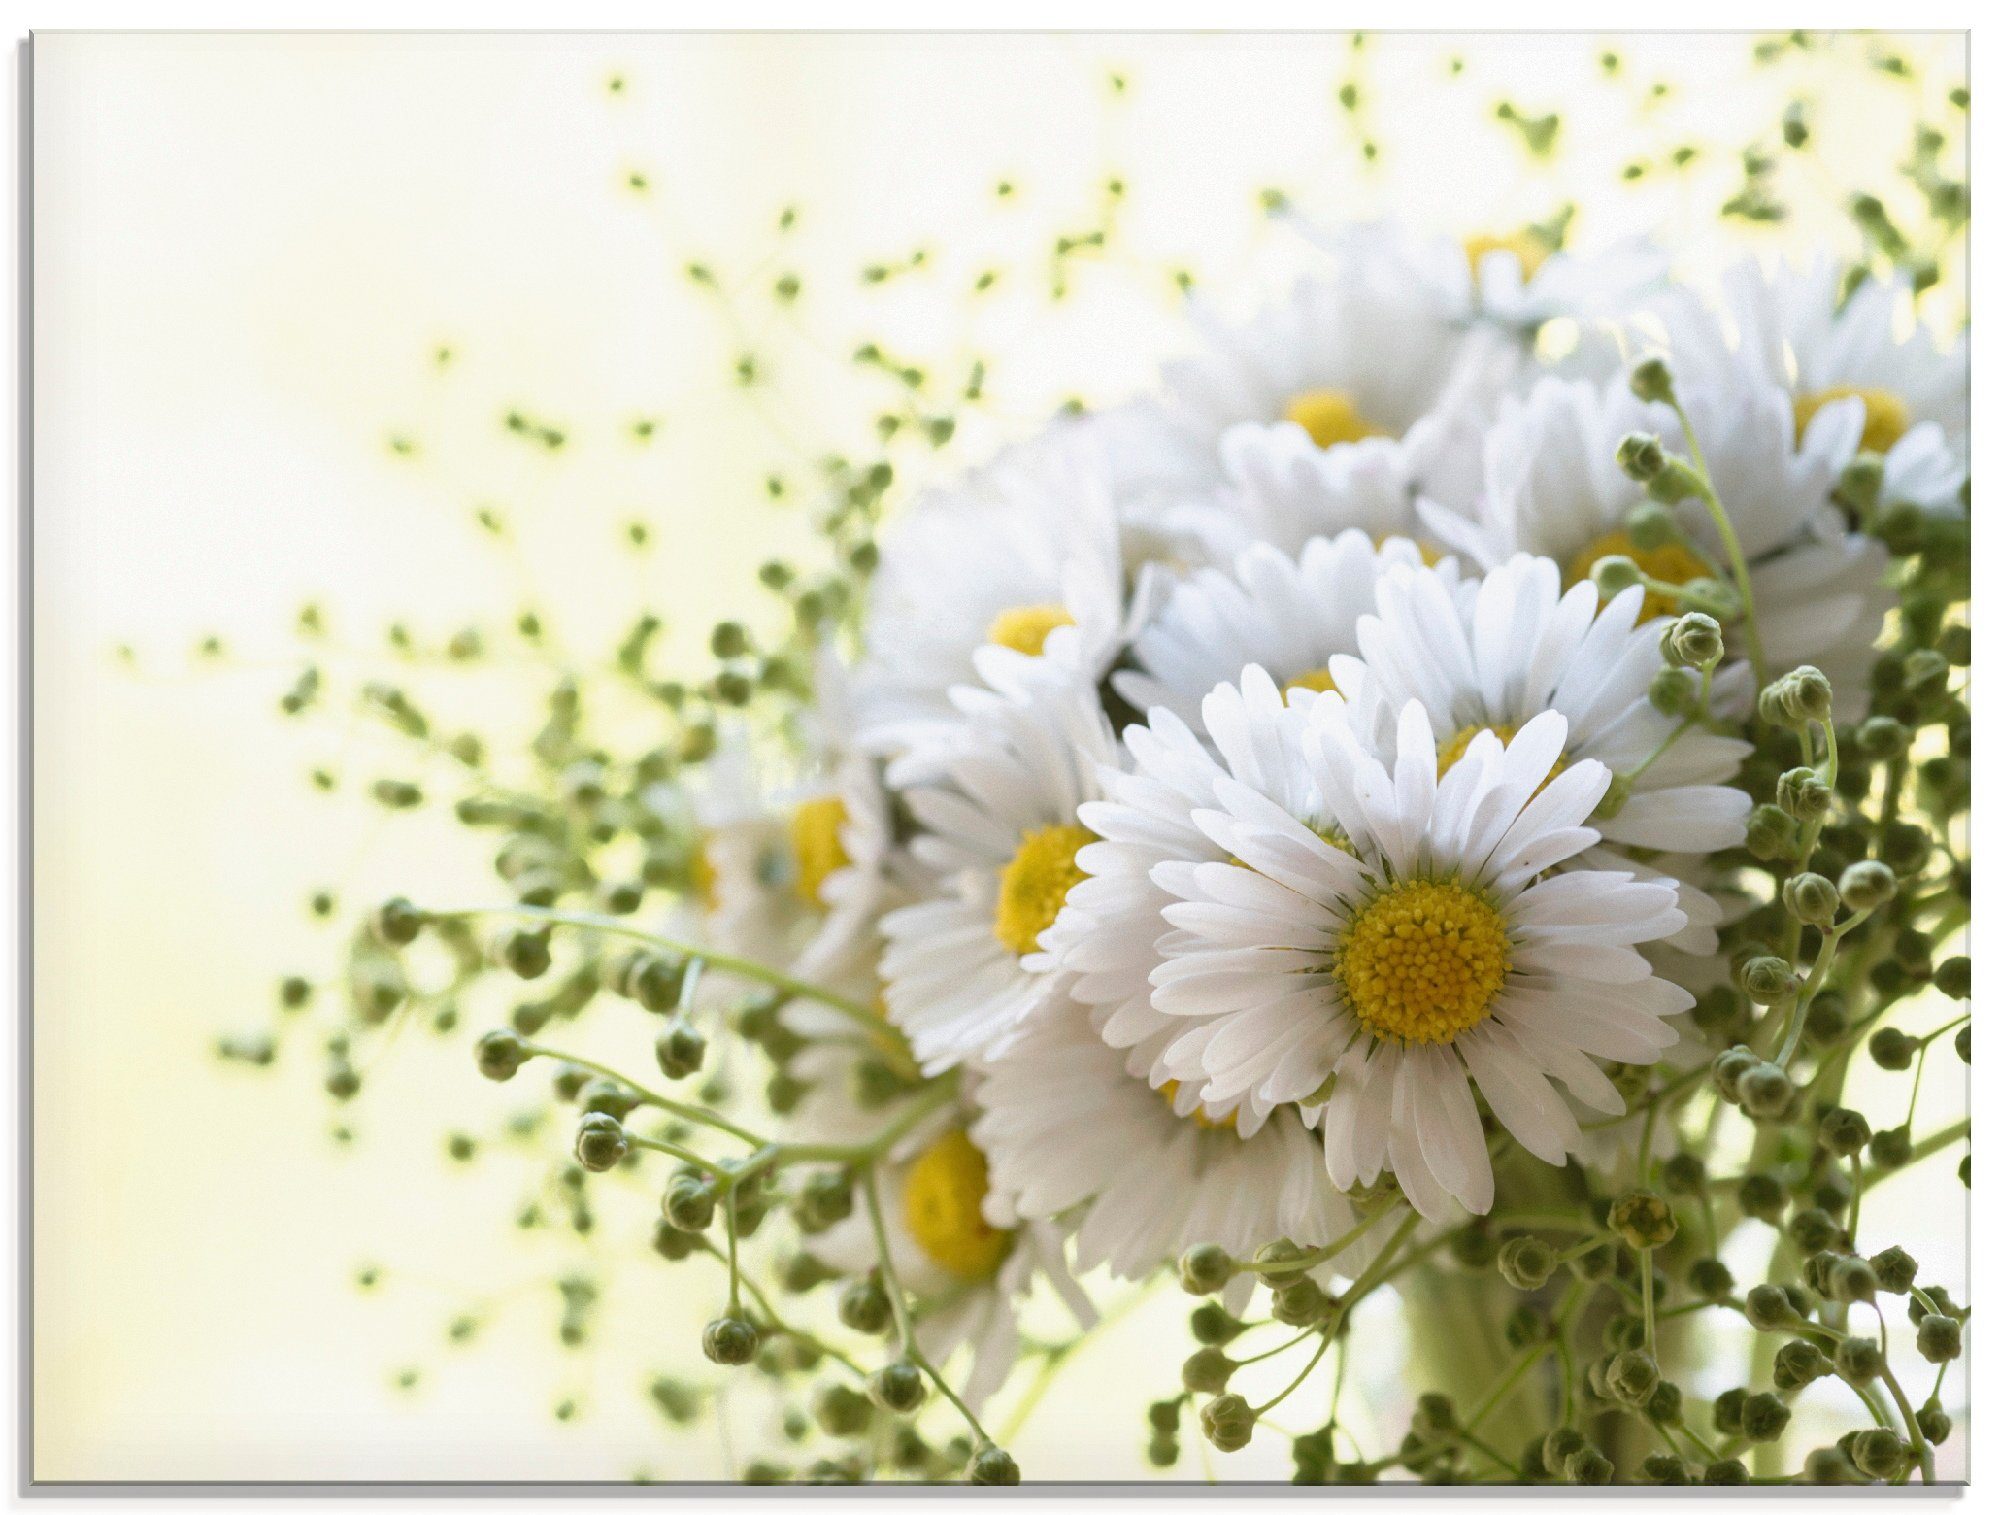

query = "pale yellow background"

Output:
[[33, 31, 1968, 1482]]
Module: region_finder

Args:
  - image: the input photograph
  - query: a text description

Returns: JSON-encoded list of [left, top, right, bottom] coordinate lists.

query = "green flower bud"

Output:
[[573, 1111, 628, 1171], [793, 1169, 854, 1233], [1628, 357, 1676, 404], [500, 927, 553, 981], [1662, 611, 1725, 670], [1625, 498, 1680, 549], [1189, 1300, 1244, 1346], [1818, 1107, 1871, 1157], [1661, 1152, 1707, 1195], [1147, 1399, 1182, 1433], [1645, 458, 1704, 505], [1649, 666, 1700, 717], [1566, 1240, 1615, 1281], [1916, 1400, 1952, 1446], [1803, 1446, 1860, 1484], [371, 896, 425, 947], [1272, 1277, 1331, 1327], [1711, 1045, 1758, 1102], [1839, 860, 1898, 910], [1178, 1243, 1234, 1295], [1712, 1387, 1747, 1435], [1689, 1257, 1735, 1300], [837, 1278, 892, 1335], [702, 1316, 758, 1366], [1854, 715, 1912, 759], [1609, 1191, 1677, 1250], [1773, 1338, 1831, 1391], [1868, 1028, 1917, 1072], [1567, 1448, 1615, 1485], [1787, 1206, 1843, 1255], [1591, 555, 1645, 598], [662, 1172, 717, 1232], [1935, 955, 1971, 999], [1447, 1224, 1498, 1270], [813, 1382, 874, 1437], [1616, 432, 1668, 481], [1739, 957, 1798, 1008], [1849, 1429, 1913, 1481], [1869, 1246, 1918, 1295], [967, 1445, 1020, 1486], [868, 1361, 926, 1414], [1834, 1335, 1883, 1383], [1783, 873, 1840, 927], [1916, 1314, 1962, 1364], [1198, 1393, 1256, 1453], [1744, 803, 1798, 861], [1647, 1381, 1684, 1425], [1744, 1282, 1798, 1330], [1881, 822, 1931, 876], [1182, 1347, 1237, 1395], [1498, 1235, 1558, 1290], [650, 1217, 698, 1262], [476, 1027, 528, 1081], [1739, 1391, 1791, 1443], [622, 952, 689, 1013], [655, 1022, 708, 1081], [1788, 667, 1835, 722], [1739, 1062, 1795, 1119], [1777, 767, 1834, 822], [1704, 1458, 1749, 1485], [1607, 1348, 1660, 1406]]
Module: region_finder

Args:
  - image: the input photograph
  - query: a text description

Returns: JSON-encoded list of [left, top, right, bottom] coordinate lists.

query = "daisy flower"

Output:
[[1329, 554, 1752, 952], [879, 658, 1119, 1071], [1144, 689, 1692, 1221], [1418, 372, 1891, 719], [1665, 257, 1967, 514], [1113, 529, 1449, 734], [853, 427, 1152, 778], [970, 1005, 1388, 1307], [805, 1109, 1093, 1412]]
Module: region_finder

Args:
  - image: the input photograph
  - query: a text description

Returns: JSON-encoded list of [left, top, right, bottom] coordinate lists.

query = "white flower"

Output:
[[1114, 529, 1448, 734], [805, 1109, 1092, 1412], [854, 428, 1145, 777], [971, 1005, 1386, 1305], [880, 659, 1119, 1071], [1419, 373, 1891, 720], [1664, 257, 1967, 514], [1140, 684, 1692, 1221], [1330, 554, 1752, 952]]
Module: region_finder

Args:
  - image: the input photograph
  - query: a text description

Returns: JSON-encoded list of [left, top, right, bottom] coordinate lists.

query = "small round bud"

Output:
[[1788, 667, 1834, 722], [655, 1023, 708, 1080], [371, 896, 424, 946], [1739, 1391, 1791, 1443], [1189, 1300, 1243, 1346], [1712, 1388, 1747, 1435], [1818, 1107, 1871, 1157], [623, 953, 689, 1013], [1616, 432, 1668, 481], [1935, 955, 1971, 1000], [662, 1173, 717, 1232], [573, 1112, 628, 1171], [1590, 555, 1644, 597], [1647, 1381, 1683, 1425], [1663, 612, 1724, 670], [869, 1361, 926, 1414], [1868, 1245, 1918, 1295], [1868, 1028, 1917, 1072], [967, 1445, 1019, 1485], [1916, 1314, 1962, 1364], [1788, 1206, 1843, 1255], [1567, 1448, 1615, 1485], [1498, 1235, 1557, 1290], [1628, 357, 1676, 404], [1609, 1191, 1678, 1250], [1688, 1257, 1734, 1301], [1198, 1393, 1255, 1453], [1648, 666, 1699, 717], [1777, 767, 1834, 822], [1783, 873, 1840, 928], [1606, 1349, 1660, 1407], [1271, 1278, 1331, 1327], [1855, 715, 1913, 760], [1804, 1447, 1859, 1484], [1182, 1347, 1237, 1395], [1639, 1451, 1692, 1485], [1711, 1046, 1758, 1102], [1739, 1172, 1786, 1224], [501, 928, 553, 980], [1916, 1400, 1952, 1445], [1661, 1152, 1707, 1195], [1179, 1243, 1233, 1296], [1745, 803, 1798, 861], [702, 1316, 758, 1366], [1744, 1282, 1798, 1330], [1739, 956, 1797, 1008], [837, 1278, 892, 1335], [1625, 499, 1679, 550], [1849, 1429, 1914, 1481], [1704, 1458, 1749, 1486], [1738, 1061, 1795, 1119], [1839, 860, 1897, 911], [1834, 1335, 1883, 1383], [475, 1027, 528, 1081], [1773, 1338, 1831, 1391], [813, 1382, 873, 1438]]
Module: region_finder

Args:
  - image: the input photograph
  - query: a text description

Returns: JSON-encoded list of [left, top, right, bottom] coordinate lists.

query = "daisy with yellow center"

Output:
[[985, 603, 1076, 658], [1282, 389, 1390, 450], [1140, 689, 1692, 1221], [881, 657, 1119, 1071], [1794, 385, 1911, 456], [787, 794, 850, 908], [902, 1129, 1012, 1280]]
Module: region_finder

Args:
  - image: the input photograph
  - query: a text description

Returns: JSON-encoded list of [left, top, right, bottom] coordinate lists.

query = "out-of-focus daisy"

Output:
[[1143, 691, 1691, 1220], [1330, 555, 1751, 952], [806, 1110, 1093, 1412], [1114, 530, 1449, 733], [879, 659, 1119, 1071], [854, 428, 1149, 775], [1419, 373, 1890, 719], [1664, 258, 1967, 514], [971, 1005, 1386, 1307]]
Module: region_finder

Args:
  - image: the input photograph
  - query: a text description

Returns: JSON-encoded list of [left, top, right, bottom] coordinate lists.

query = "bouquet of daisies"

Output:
[[257, 220, 1968, 1486]]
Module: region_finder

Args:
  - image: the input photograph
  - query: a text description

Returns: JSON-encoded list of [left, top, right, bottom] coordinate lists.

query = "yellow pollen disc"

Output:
[[787, 794, 850, 908], [993, 823, 1093, 955], [902, 1129, 1011, 1280], [1794, 385, 1911, 456], [1338, 879, 1512, 1046], [1283, 389, 1389, 449], [1436, 722, 1569, 799], [1284, 666, 1340, 695], [1565, 529, 1710, 622], [1464, 230, 1551, 282], [1372, 531, 1445, 567], [1159, 1078, 1239, 1132], [985, 603, 1075, 657], [689, 834, 719, 912]]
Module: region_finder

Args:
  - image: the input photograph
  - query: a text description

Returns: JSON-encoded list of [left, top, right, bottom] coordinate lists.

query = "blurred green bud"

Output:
[[1839, 860, 1897, 910], [1783, 873, 1839, 927], [1179, 1243, 1233, 1295], [1662, 612, 1724, 670], [1498, 1235, 1557, 1290], [1198, 1393, 1255, 1453]]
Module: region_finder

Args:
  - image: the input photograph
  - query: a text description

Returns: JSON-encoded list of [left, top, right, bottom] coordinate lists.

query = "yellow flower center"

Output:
[[1283, 389, 1389, 449], [1338, 879, 1513, 1045], [787, 795, 850, 908], [1564, 529, 1711, 622], [993, 823, 1093, 955], [689, 834, 718, 912], [1159, 1078, 1239, 1132], [902, 1129, 1011, 1280], [1464, 230, 1551, 282], [1284, 666, 1340, 695], [985, 603, 1075, 657], [1794, 385, 1911, 456]]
